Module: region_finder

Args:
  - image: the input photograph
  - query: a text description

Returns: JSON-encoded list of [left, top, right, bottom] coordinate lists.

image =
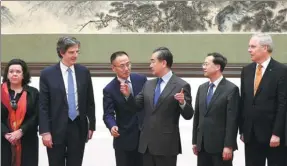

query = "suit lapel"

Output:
[[130, 74, 138, 95], [254, 59, 274, 98], [55, 63, 68, 106], [149, 79, 157, 110], [247, 63, 256, 98], [74, 65, 81, 106], [200, 82, 209, 115], [154, 75, 176, 111], [205, 78, 226, 115]]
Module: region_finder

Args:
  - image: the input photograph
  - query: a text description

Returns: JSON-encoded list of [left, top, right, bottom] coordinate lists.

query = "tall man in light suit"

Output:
[[239, 33, 287, 166], [192, 53, 240, 166], [120, 47, 194, 166], [39, 36, 96, 166], [103, 51, 147, 166]]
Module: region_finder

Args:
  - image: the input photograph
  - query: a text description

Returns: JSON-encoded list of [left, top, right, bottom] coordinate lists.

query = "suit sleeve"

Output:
[[272, 67, 287, 137], [126, 86, 145, 112], [103, 88, 117, 130], [238, 68, 245, 134], [143, 76, 148, 84], [20, 89, 39, 134], [178, 83, 194, 120], [224, 86, 240, 148], [86, 70, 96, 131], [39, 71, 51, 134], [192, 86, 200, 145]]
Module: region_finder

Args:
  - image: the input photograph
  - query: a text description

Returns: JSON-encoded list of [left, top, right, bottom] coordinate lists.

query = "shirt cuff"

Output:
[[179, 100, 186, 109]]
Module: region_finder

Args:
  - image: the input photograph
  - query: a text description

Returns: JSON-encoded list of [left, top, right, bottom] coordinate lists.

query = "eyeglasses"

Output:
[[114, 62, 131, 70], [202, 63, 209, 67]]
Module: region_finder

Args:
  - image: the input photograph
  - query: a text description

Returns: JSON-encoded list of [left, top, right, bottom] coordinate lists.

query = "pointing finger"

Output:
[[180, 88, 184, 94]]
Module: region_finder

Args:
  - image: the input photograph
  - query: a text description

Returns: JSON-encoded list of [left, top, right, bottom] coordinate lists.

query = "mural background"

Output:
[[2, 1, 287, 34]]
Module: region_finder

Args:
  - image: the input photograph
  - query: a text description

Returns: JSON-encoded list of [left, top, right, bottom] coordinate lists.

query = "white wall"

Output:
[[29, 77, 245, 166]]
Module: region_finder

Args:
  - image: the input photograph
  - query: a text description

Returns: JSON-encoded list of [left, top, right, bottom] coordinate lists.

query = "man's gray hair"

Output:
[[252, 33, 273, 53]]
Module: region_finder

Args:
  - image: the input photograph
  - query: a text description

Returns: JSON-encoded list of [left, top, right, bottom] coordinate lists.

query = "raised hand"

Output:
[[120, 81, 130, 97], [174, 88, 185, 104]]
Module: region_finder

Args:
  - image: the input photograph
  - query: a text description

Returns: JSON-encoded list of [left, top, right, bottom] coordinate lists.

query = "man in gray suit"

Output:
[[192, 53, 240, 166], [120, 47, 194, 166]]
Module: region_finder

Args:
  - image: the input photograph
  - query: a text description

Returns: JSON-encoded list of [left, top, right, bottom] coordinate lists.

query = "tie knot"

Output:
[[209, 83, 215, 88], [67, 68, 72, 73], [157, 78, 163, 84], [257, 64, 263, 70]]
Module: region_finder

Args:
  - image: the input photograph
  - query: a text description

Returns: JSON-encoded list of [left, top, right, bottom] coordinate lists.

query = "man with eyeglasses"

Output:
[[239, 33, 287, 166], [192, 52, 240, 166], [103, 51, 147, 166]]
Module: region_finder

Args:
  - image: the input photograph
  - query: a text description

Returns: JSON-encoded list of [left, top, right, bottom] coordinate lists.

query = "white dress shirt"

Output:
[[207, 75, 224, 94], [254, 56, 271, 80], [60, 61, 79, 115], [159, 70, 186, 109]]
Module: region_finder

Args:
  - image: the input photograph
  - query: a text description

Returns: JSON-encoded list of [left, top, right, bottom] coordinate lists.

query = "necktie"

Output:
[[206, 83, 215, 106], [254, 64, 263, 95], [67, 68, 77, 120], [154, 78, 163, 106], [125, 80, 133, 96]]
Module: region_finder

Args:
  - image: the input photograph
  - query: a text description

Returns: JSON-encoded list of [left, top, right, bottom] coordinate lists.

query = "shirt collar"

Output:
[[117, 76, 131, 83], [257, 56, 271, 69], [60, 61, 75, 73], [210, 75, 223, 87], [161, 70, 173, 83]]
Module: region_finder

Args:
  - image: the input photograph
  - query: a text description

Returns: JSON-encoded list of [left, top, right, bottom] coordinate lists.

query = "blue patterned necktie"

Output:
[[67, 68, 77, 120], [154, 78, 163, 106], [206, 83, 215, 106]]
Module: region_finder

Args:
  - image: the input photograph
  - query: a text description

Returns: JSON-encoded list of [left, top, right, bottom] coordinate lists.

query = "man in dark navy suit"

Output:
[[103, 51, 147, 166], [39, 36, 95, 166], [239, 33, 287, 166]]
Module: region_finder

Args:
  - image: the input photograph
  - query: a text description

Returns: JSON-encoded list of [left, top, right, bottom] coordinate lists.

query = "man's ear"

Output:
[[111, 64, 116, 72]]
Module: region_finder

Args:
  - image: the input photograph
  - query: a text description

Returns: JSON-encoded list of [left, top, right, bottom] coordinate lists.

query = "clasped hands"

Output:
[[119, 81, 185, 104], [4, 129, 23, 145]]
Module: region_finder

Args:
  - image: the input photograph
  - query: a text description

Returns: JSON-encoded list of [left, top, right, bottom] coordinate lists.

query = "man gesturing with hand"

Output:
[[103, 51, 147, 166], [120, 47, 194, 166]]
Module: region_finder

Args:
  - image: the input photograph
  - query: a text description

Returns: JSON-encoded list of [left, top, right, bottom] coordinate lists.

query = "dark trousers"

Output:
[[245, 131, 286, 166], [198, 142, 232, 166], [115, 148, 143, 166], [142, 147, 177, 166], [47, 117, 86, 166]]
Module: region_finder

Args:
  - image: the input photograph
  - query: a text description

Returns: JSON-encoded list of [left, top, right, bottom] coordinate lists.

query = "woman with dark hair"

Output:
[[1, 59, 39, 166]]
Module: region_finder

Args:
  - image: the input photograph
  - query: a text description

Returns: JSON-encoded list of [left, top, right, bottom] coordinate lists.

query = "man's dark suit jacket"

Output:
[[239, 58, 287, 144], [192, 78, 240, 153], [39, 63, 96, 144], [286, 113, 287, 145], [127, 74, 194, 156], [103, 73, 147, 151]]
